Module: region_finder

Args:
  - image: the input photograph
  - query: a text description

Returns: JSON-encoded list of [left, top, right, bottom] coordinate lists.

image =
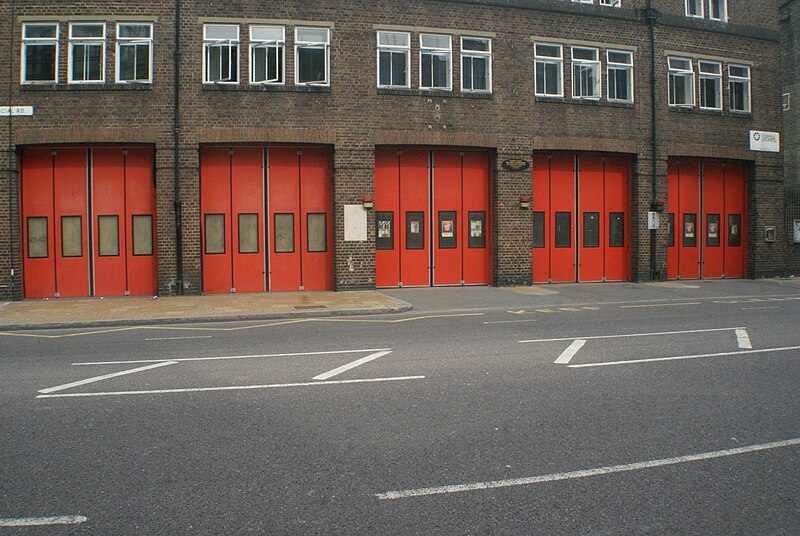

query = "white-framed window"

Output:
[[21, 23, 58, 84], [572, 46, 600, 99], [668, 57, 694, 107], [420, 34, 452, 90], [203, 24, 239, 84], [461, 37, 491, 93], [607, 50, 633, 102], [599, 0, 622, 6], [534, 43, 563, 97], [116, 23, 152, 83], [685, 0, 704, 18], [295, 27, 330, 85], [69, 23, 105, 83], [698, 61, 722, 110], [572, 0, 594, 3], [729, 64, 751, 113], [377, 31, 410, 88], [709, 0, 727, 21], [250, 25, 284, 84]]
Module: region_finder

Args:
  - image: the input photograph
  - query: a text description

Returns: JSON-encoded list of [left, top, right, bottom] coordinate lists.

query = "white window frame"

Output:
[[729, 64, 751, 113], [420, 33, 452, 91], [461, 37, 492, 93], [572, 46, 600, 99], [115, 22, 153, 84], [668, 56, 694, 107], [599, 0, 622, 6], [607, 50, 633, 103], [250, 25, 285, 85], [534, 43, 563, 97], [295, 27, 330, 86], [685, 0, 704, 18], [376, 31, 410, 88], [698, 61, 722, 110], [572, 0, 594, 3], [708, 0, 727, 22], [68, 22, 106, 84], [203, 24, 239, 84], [21, 22, 59, 84]]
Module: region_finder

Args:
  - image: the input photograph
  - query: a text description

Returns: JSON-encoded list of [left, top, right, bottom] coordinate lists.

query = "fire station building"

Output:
[[0, 0, 793, 300]]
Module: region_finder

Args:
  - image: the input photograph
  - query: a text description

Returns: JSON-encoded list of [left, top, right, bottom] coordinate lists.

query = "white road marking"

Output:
[[520, 327, 743, 344], [37, 375, 425, 398], [568, 345, 800, 368], [72, 348, 392, 366], [554, 340, 586, 365], [376, 437, 800, 500], [483, 319, 538, 324], [38, 361, 176, 394], [313, 350, 392, 381], [0, 515, 87, 527], [735, 329, 752, 349], [742, 306, 780, 310], [145, 335, 213, 341]]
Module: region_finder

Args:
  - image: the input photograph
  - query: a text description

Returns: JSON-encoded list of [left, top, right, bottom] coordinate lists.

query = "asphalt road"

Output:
[[2, 281, 799, 535]]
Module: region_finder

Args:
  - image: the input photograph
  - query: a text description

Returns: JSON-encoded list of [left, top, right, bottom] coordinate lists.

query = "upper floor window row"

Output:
[[377, 31, 492, 93], [668, 56, 750, 112], [21, 22, 153, 84], [685, 0, 727, 22], [572, 0, 622, 6], [203, 24, 329, 85]]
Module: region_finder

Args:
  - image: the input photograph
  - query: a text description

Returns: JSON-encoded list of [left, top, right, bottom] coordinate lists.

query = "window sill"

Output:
[[536, 95, 634, 109], [20, 83, 153, 91], [669, 106, 753, 118], [202, 84, 330, 93], [378, 87, 492, 99]]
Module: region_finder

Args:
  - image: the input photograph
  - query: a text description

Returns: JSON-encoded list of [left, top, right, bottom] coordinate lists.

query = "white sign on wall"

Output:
[[749, 130, 780, 152], [344, 204, 367, 242], [0, 106, 34, 116]]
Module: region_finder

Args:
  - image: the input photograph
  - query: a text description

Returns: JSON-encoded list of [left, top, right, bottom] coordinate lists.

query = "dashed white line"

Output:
[[313, 350, 392, 381], [568, 345, 800, 368], [520, 327, 744, 344], [483, 319, 538, 324], [554, 340, 586, 365], [145, 335, 213, 341], [72, 348, 392, 366], [38, 361, 176, 394], [0, 515, 87, 527], [735, 329, 753, 349], [376, 437, 800, 500]]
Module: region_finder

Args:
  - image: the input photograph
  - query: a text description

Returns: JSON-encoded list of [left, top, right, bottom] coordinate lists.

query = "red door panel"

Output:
[[299, 148, 333, 291], [677, 160, 701, 279], [375, 149, 401, 287], [433, 151, 463, 286], [92, 148, 127, 297], [532, 155, 551, 283], [53, 149, 90, 298], [462, 152, 491, 285], [549, 154, 576, 283], [702, 162, 725, 279], [231, 148, 265, 293], [399, 150, 430, 287], [578, 156, 604, 282], [21, 148, 57, 299], [125, 147, 158, 296], [724, 162, 747, 278], [604, 156, 630, 282], [667, 160, 679, 280], [268, 148, 301, 292], [200, 147, 233, 294]]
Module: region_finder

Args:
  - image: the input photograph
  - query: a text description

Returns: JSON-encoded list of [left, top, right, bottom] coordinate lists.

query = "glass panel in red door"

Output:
[[399, 150, 430, 287], [375, 149, 401, 287], [200, 147, 233, 293], [433, 151, 463, 286], [578, 156, 604, 282], [723, 162, 747, 278], [21, 148, 57, 298], [268, 148, 301, 291], [462, 152, 491, 285], [125, 147, 158, 296], [701, 162, 725, 279], [299, 148, 333, 291], [603, 156, 630, 281], [231, 148, 265, 292], [54, 149, 90, 297]]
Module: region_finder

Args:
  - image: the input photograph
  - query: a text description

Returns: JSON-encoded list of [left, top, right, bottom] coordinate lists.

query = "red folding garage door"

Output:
[[375, 148, 491, 288], [21, 147, 157, 298], [667, 159, 747, 280], [532, 153, 630, 283], [200, 146, 332, 293]]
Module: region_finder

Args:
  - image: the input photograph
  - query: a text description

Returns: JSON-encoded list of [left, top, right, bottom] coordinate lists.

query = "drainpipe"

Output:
[[645, 2, 659, 280], [173, 0, 183, 294], [7, 0, 17, 298]]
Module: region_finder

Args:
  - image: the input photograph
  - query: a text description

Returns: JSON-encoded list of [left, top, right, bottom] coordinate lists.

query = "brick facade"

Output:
[[0, 0, 793, 299]]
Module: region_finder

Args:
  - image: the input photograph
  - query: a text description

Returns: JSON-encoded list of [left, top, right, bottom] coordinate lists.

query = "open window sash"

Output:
[[297, 43, 328, 85], [251, 42, 281, 83], [206, 39, 237, 83]]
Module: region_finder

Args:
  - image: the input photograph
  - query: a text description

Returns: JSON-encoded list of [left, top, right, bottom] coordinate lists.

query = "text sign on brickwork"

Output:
[[749, 130, 780, 152], [0, 106, 34, 116]]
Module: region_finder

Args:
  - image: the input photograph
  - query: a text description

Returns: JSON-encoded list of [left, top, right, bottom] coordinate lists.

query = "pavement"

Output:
[[1, 277, 800, 330]]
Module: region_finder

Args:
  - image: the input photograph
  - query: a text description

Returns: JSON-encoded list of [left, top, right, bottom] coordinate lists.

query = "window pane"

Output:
[[390, 51, 406, 85], [86, 44, 103, 80], [24, 44, 56, 81], [132, 215, 154, 256], [728, 214, 741, 247], [438, 211, 457, 249], [24, 24, 57, 39], [683, 213, 697, 247], [532, 212, 545, 248], [608, 51, 631, 64], [421, 34, 449, 49], [422, 54, 432, 87], [297, 47, 325, 83], [609, 212, 625, 247], [98, 215, 120, 256], [536, 44, 560, 58], [468, 211, 486, 248], [251, 26, 283, 42], [555, 212, 571, 248], [119, 24, 151, 38], [307, 213, 327, 252], [297, 28, 328, 43], [238, 213, 259, 253], [406, 212, 425, 250], [119, 45, 137, 81], [463, 57, 473, 90], [470, 56, 487, 90], [379, 50, 391, 85], [204, 214, 225, 254], [545, 63, 559, 95], [376, 211, 394, 250], [379, 32, 408, 47], [72, 24, 103, 38], [274, 213, 294, 253], [706, 214, 720, 247], [206, 25, 238, 40], [583, 212, 600, 248], [462, 38, 489, 52], [667, 213, 675, 247], [27, 217, 48, 258], [432, 54, 448, 87], [61, 216, 83, 257]]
